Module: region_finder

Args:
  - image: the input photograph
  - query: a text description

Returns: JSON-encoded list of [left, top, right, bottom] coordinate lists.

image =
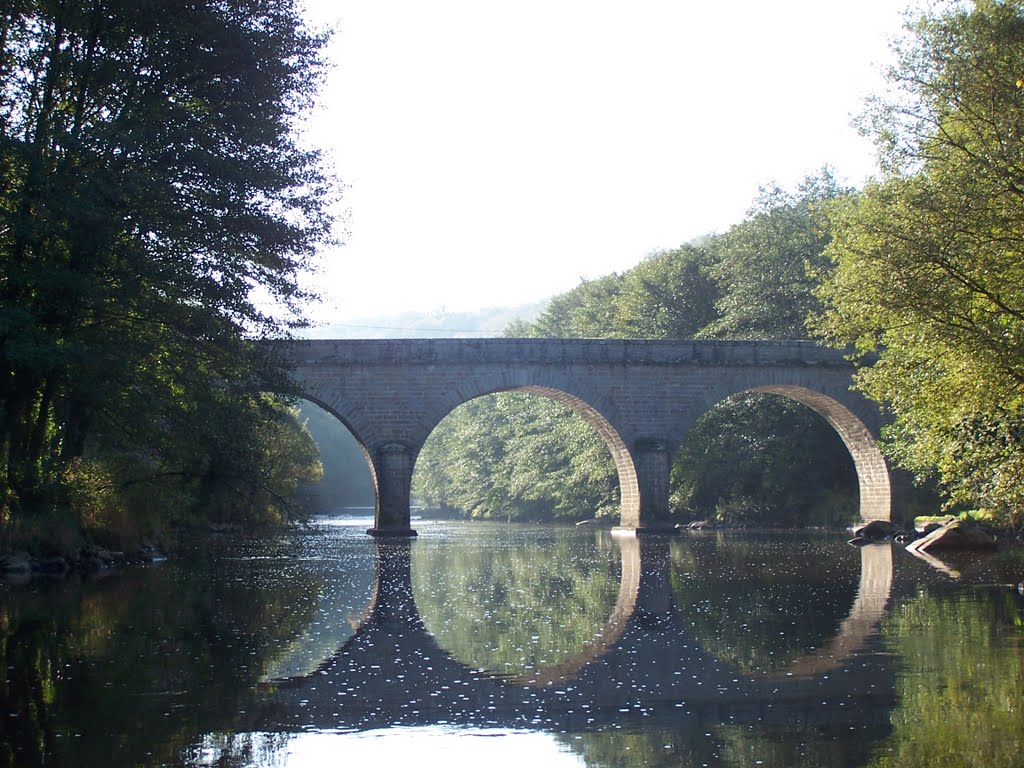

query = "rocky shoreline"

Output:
[[1, 543, 167, 584]]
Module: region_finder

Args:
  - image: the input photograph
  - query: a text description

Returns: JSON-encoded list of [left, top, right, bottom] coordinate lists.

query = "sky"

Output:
[[296, 1, 911, 327]]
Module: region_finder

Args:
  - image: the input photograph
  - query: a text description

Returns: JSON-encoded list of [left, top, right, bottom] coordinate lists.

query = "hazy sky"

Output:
[[297, 1, 910, 325]]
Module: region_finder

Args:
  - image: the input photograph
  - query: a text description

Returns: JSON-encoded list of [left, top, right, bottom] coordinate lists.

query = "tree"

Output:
[[616, 244, 720, 338], [0, 1, 333, 538], [702, 169, 850, 340], [813, 0, 1024, 526]]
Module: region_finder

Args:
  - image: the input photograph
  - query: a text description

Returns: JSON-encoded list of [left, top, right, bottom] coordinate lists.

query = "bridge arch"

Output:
[[290, 394, 380, 510], [676, 383, 890, 523], [748, 385, 891, 522], [416, 384, 641, 527]]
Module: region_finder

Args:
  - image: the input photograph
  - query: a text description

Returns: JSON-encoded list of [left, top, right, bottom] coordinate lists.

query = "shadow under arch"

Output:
[[290, 394, 380, 511], [728, 384, 891, 522], [259, 533, 896, 735]]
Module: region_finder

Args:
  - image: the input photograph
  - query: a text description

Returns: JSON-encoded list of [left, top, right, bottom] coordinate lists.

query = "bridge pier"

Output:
[[369, 538, 418, 624], [368, 443, 418, 537], [615, 439, 677, 536]]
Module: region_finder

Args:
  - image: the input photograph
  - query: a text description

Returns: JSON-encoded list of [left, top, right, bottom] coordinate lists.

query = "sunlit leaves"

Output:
[[702, 169, 850, 340], [814, 0, 1024, 525]]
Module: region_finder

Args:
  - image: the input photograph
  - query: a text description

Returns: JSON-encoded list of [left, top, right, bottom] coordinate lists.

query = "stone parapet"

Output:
[[283, 338, 852, 368]]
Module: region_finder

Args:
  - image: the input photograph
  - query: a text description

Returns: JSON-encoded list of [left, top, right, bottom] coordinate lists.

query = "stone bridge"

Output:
[[281, 338, 890, 535]]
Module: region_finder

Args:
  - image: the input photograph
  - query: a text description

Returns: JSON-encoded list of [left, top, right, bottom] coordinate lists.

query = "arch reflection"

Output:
[[299, 530, 894, 688], [667, 534, 894, 678], [262, 531, 896, 736]]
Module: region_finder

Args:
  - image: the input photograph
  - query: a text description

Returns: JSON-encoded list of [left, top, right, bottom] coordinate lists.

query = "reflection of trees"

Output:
[[559, 722, 880, 768], [870, 586, 1024, 768], [412, 526, 621, 678], [669, 534, 861, 674], [0, 541, 327, 768], [560, 728, 723, 768], [412, 528, 890, 685]]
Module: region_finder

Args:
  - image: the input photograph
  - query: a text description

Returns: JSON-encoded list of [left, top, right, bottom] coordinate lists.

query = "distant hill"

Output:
[[301, 302, 546, 339]]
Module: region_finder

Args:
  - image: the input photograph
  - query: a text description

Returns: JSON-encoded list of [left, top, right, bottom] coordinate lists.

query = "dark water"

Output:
[[1, 517, 1022, 767]]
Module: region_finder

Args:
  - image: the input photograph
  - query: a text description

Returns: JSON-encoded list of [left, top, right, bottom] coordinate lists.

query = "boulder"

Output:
[[854, 520, 901, 540], [37, 556, 69, 574], [82, 544, 118, 564], [137, 546, 167, 563], [905, 520, 997, 553], [0, 552, 32, 575]]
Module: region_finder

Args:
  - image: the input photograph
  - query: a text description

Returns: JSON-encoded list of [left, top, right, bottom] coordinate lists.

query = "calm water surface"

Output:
[[1, 517, 1022, 767]]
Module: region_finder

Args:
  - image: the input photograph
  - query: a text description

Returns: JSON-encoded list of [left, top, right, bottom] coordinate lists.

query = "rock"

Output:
[[82, 544, 117, 563], [208, 521, 241, 533], [78, 555, 106, 572], [37, 556, 69, 574], [905, 520, 997, 553], [137, 547, 167, 563], [0, 552, 32, 575], [854, 520, 901, 540]]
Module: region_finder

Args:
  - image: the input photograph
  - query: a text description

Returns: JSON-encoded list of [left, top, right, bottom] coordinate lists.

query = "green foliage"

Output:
[[702, 169, 850, 340], [673, 393, 858, 527], [526, 244, 720, 340], [0, 1, 333, 546], [813, 0, 1024, 528], [413, 392, 618, 522]]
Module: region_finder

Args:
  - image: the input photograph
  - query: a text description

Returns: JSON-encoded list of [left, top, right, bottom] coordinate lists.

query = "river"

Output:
[[1, 516, 1022, 767]]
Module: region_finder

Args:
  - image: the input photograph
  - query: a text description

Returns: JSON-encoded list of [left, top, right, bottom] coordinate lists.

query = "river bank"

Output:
[[0, 542, 168, 583]]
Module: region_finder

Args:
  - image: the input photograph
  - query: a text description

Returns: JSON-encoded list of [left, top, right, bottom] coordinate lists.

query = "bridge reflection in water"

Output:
[[259, 536, 896, 740]]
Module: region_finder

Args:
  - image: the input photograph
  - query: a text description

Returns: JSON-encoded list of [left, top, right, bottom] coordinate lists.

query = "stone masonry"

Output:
[[282, 338, 890, 535]]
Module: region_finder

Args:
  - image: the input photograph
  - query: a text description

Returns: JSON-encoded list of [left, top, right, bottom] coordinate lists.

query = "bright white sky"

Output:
[[296, 0, 909, 325]]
